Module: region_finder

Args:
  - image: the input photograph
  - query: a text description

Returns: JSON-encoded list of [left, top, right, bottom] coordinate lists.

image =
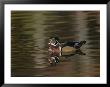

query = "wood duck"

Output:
[[48, 37, 86, 51], [48, 37, 86, 65]]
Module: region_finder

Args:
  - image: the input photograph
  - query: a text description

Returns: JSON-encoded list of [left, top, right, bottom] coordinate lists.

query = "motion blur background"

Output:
[[11, 11, 100, 77]]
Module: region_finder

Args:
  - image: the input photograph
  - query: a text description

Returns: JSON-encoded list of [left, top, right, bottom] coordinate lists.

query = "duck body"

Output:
[[61, 40, 86, 49]]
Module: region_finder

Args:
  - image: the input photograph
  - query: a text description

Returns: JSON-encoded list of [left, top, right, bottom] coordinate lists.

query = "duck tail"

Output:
[[79, 40, 86, 47]]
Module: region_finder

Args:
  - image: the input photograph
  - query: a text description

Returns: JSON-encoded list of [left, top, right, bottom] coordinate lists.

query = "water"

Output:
[[11, 11, 100, 77]]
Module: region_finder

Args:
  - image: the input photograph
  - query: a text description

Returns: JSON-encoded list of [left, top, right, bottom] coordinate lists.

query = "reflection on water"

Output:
[[11, 11, 100, 77]]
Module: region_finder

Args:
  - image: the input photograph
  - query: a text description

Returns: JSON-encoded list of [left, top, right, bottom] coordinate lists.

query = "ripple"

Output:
[[11, 11, 100, 77]]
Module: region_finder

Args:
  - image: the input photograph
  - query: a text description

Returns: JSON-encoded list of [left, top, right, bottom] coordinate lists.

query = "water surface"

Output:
[[11, 11, 100, 77]]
